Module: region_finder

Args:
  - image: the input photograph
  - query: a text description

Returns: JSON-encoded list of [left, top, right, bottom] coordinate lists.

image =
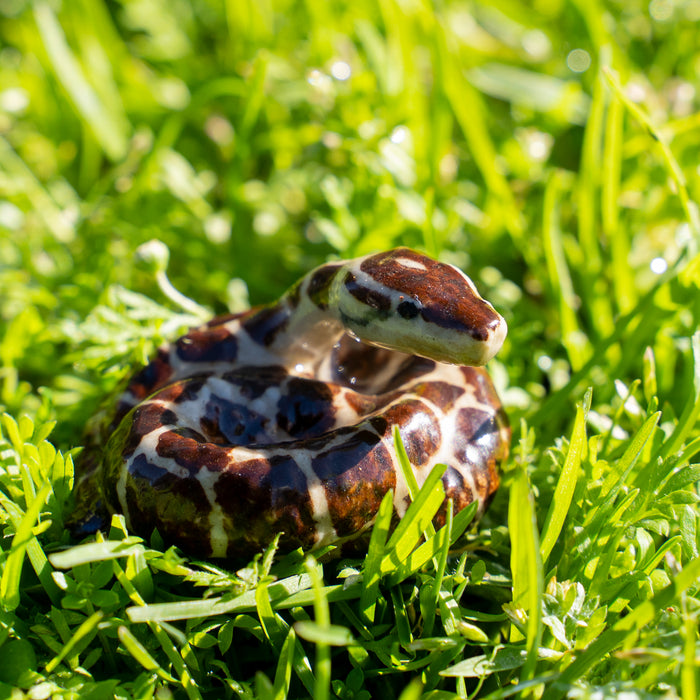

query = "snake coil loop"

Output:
[[73, 248, 510, 559]]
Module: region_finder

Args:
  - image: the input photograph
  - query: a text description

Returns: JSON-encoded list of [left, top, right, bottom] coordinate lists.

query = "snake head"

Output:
[[332, 248, 507, 366]]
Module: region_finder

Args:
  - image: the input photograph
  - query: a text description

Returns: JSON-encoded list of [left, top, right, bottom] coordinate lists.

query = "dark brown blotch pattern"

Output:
[[214, 454, 317, 558], [242, 306, 290, 347], [384, 399, 441, 467], [434, 465, 474, 529], [156, 431, 232, 475], [161, 378, 207, 405], [120, 403, 177, 459], [343, 271, 392, 315], [276, 378, 338, 438], [222, 366, 290, 399], [127, 347, 173, 401], [307, 263, 342, 309], [176, 326, 239, 363], [312, 427, 395, 537], [200, 394, 270, 445], [412, 381, 465, 412]]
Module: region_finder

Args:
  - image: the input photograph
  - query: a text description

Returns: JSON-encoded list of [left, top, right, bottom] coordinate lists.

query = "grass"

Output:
[[1, 0, 700, 697]]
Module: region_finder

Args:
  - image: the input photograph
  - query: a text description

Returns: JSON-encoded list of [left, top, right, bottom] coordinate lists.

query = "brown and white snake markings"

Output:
[[72, 248, 510, 559]]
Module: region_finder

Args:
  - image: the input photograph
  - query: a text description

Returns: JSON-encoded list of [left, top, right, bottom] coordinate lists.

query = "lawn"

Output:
[[1, 0, 699, 698]]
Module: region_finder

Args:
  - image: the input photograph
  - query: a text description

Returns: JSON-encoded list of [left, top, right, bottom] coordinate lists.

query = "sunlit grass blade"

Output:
[[577, 68, 604, 274], [602, 96, 636, 313], [0, 481, 51, 611], [681, 601, 697, 700], [440, 645, 550, 678], [256, 579, 288, 651], [270, 627, 295, 700], [543, 170, 590, 370], [0, 490, 61, 606], [33, 0, 129, 161], [117, 625, 177, 682], [508, 466, 543, 686], [385, 460, 447, 557], [305, 557, 331, 700], [393, 425, 421, 499], [656, 332, 700, 461], [45, 610, 103, 673], [294, 621, 355, 647], [49, 539, 146, 568], [126, 573, 312, 622], [603, 67, 700, 237], [397, 676, 423, 700], [383, 500, 477, 585], [539, 391, 588, 565], [435, 25, 524, 241], [360, 489, 393, 624]]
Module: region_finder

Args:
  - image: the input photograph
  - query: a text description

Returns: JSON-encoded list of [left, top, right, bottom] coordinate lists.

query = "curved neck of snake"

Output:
[[261, 267, 347, 370]]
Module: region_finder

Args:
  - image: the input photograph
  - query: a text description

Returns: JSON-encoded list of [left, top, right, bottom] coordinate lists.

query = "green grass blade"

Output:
[[49, 540, 146, 568], [435, 26, 523, 240], [602, 95, 635, 313], [117, 625, 177, 682], [294, 621, 355, 647], [45, 610, 103, 673], [384, 500, 476, 585], [33, 1, 129, 161], [508, 466, 543, 686], [305, 557, 331, 700], [271, 627, 295, 700], [681, 602, 697, 700], [0, 490, 61, 606], [0, 481, 52, 611], [656, 332, 700, 461], [385, 461, 447, 557], [542, 170, 590, 370], [603, 68, 700, 237], [256, 580, 287, 651], [393, 425, 421, 499], [539, 393, 588, 565], [360, 489, 393, 624], [127, 573, 312, 622], [390, 585, 413, 647]]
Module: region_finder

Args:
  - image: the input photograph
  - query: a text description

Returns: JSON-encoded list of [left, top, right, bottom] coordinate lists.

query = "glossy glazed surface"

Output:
[[72, 248, 510, 559]]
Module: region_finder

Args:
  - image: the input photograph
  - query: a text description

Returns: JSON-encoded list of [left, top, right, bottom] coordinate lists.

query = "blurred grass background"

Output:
[[2, 0, 699, 437], [2, 0, 700, 697]]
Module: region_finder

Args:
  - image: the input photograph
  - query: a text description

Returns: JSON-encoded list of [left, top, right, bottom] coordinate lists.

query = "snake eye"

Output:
[[397, 299, 420, 319]]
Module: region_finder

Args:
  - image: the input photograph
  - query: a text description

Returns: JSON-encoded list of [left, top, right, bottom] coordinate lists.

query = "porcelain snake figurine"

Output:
[[72, 248, 510, 559]]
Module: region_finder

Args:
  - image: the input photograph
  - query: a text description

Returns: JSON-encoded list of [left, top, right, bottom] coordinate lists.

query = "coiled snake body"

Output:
[[73, 248, 510, 559]]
